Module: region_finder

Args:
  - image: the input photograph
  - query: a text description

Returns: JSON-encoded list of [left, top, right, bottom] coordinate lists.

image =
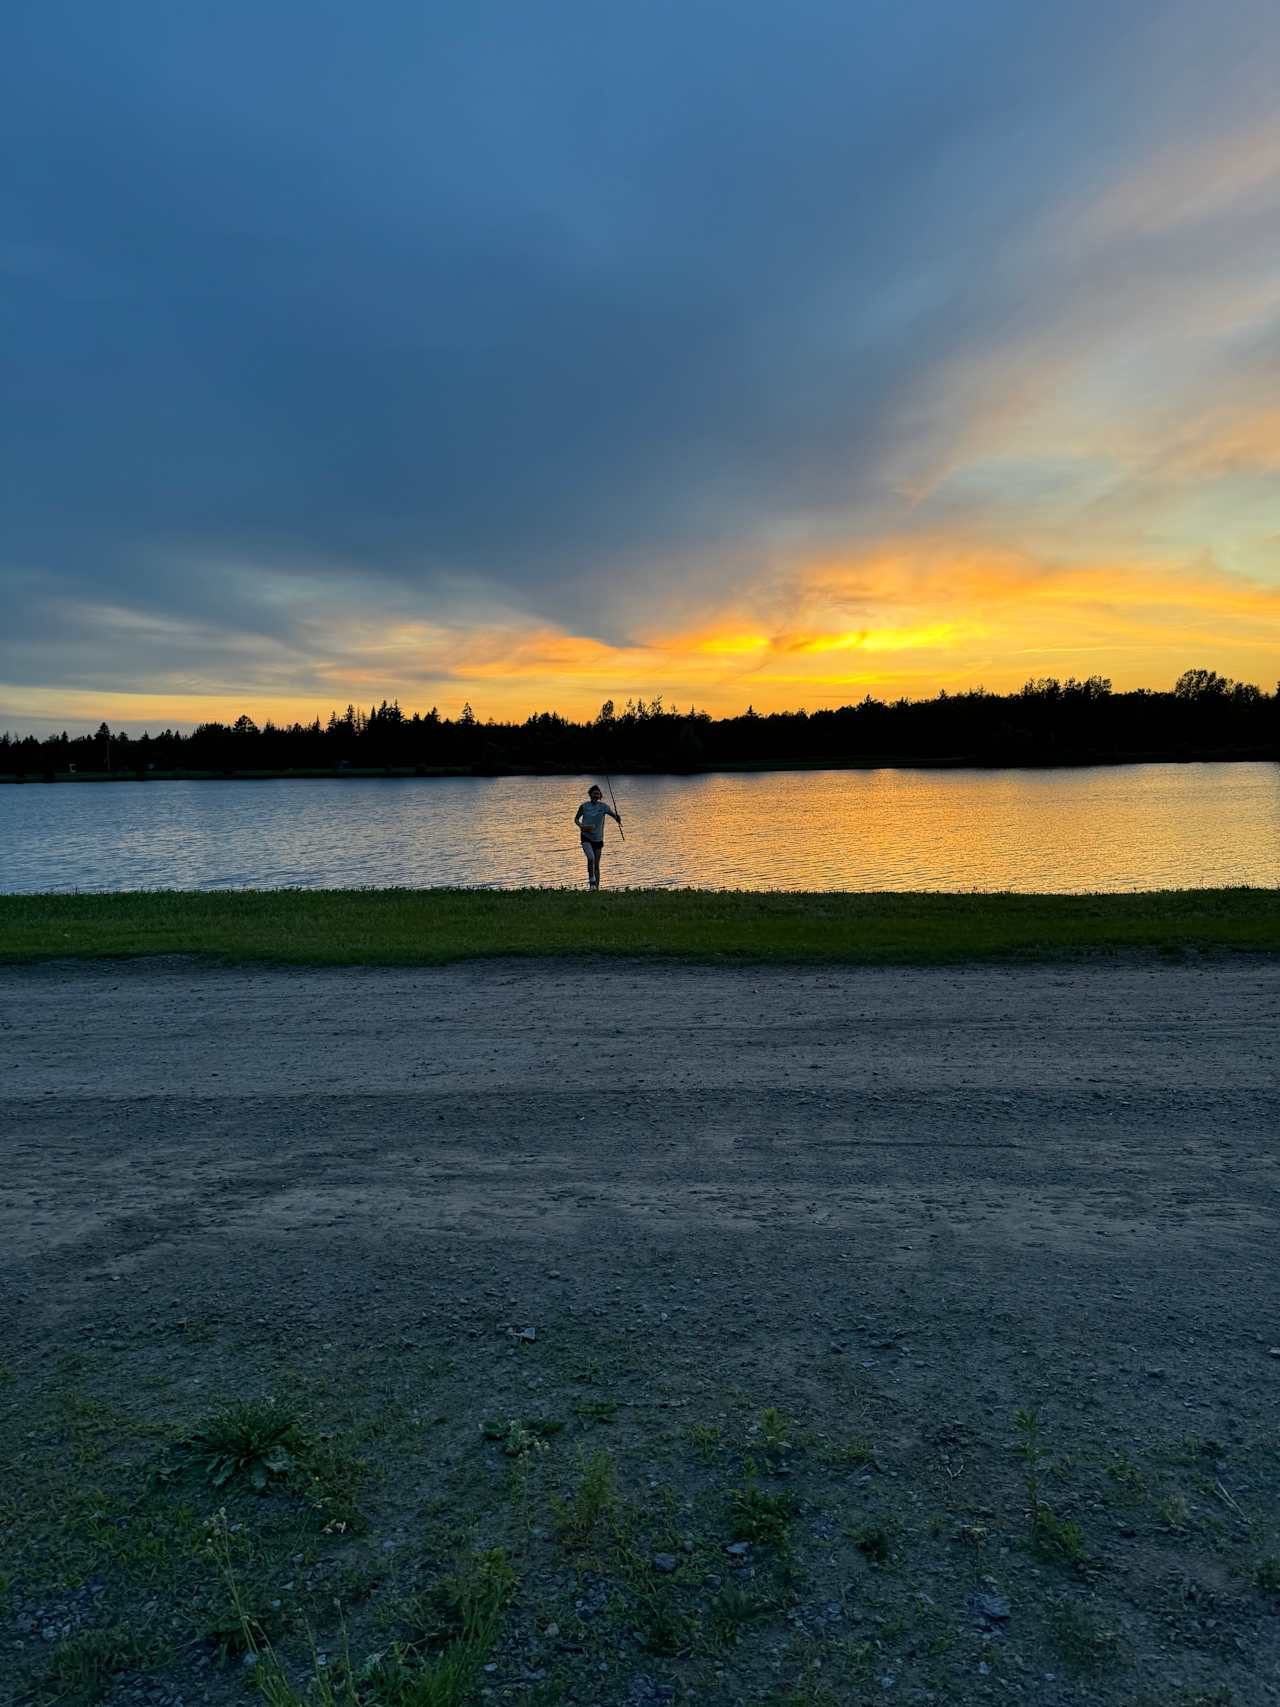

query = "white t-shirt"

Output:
[[578, 800, 609, 840]]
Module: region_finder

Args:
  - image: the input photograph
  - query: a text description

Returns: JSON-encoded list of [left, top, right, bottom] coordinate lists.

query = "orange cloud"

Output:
[[7, 540, 1278, 734], [691, 632, 770, 656], [769, 622, 983, 655], [1067, 116, 1280, 244], [1094, 404, 1280, 482], [795, 540, 1280, 621]]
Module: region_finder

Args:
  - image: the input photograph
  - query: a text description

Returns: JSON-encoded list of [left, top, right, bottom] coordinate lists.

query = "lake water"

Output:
[[3, 763, 1278, 894]]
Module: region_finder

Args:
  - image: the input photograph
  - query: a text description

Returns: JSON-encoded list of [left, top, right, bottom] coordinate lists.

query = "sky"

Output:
[[3, 0, 1279, 734]]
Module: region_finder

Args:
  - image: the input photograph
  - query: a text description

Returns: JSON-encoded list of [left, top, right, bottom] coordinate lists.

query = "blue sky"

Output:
[[4, 0, 1278, 729]]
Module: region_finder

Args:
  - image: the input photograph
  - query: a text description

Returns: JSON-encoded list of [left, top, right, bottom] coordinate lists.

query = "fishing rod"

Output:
[[604, 773, 625, 840]]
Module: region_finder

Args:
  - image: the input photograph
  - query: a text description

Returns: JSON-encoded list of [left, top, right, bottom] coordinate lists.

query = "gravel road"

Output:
[[5, 958, 1278, 1335], [3, 956, 1279, 1705]]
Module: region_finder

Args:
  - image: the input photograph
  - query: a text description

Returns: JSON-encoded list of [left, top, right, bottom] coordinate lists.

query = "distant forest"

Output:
[[3, 670, 1276, 779]]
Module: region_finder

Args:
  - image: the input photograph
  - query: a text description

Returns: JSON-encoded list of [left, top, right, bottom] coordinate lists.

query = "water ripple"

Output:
[[3, 764, 1278, 893]]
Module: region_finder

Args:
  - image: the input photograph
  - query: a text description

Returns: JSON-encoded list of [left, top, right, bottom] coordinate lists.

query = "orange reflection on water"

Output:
[[6, 764, 1277, 894]]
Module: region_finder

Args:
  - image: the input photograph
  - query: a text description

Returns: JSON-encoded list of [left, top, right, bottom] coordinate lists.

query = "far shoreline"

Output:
[[2, 745, 1276, 785]]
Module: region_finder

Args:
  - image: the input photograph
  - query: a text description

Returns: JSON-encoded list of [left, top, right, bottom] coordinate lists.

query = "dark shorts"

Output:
[[581, 837, 603, 856]]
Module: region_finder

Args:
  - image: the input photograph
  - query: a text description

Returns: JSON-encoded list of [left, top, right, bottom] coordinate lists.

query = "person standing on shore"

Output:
[[574, 784, 621, 889]]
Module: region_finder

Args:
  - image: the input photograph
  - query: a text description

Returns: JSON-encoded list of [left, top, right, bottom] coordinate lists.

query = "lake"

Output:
[[2, 763, 1278, 894]]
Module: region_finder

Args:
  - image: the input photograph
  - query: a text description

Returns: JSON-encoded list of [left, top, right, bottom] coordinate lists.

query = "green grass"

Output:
[[38, 1625, 167, 1706], [2, 886, 1277, 966], [1046, 1599, 1124, 1674], [5, 1358, 1273, 1707], [552, 1446, 618, 1550]]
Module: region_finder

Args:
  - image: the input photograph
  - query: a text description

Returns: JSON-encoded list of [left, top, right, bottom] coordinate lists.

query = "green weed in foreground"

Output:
[[302, 1433, 372, 1535], [553, 1446, 619, 1550], [1129, 1693, 1234, 1707], [766, 1665, 841, 1707], [687, 1422, 723, 1463], [759, 1407, 793, 1455], [706, 1582, 771, 1647], [2, 886, 1278, 967], [202, 1586, 287, 1662], [1032, 1504, 1090, 1568], [1104, 1449, 1145, 1500], [1047, 1599, 1124, 1674], [359, 1549, 515, 1707], [39, 1625, 166, 1706], [571, 1397, 618, 1428], [392, 1549, 517, 1661], [634, 1590, 698, 1658], [849, 1520, 892, 1564], [181, 1398, 304, 1492], [207, 1506, 515, 1707], [729, 1465, 796, 1549], [1014, 1409, 1091, 1571], [828, 1435, 876, 1468], [480, 1416, 564, 1458], [1156, 1492, 1191, 1532]]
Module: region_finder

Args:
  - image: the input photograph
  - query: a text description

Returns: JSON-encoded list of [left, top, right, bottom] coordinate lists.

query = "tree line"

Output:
[[2, 670, 1276, 779]]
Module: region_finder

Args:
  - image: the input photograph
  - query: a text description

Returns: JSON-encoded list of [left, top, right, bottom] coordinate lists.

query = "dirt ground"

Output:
[[3, 957, 1279, 1707]]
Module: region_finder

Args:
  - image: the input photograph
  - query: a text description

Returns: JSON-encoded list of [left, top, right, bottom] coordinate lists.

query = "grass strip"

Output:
[[1, 886, 1278, 965]]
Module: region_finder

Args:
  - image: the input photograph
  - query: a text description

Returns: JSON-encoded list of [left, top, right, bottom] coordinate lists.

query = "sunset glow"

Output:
[[8, 536, 1278, 731]]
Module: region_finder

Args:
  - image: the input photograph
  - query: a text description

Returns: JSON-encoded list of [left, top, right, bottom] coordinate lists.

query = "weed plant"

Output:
[[706, 1583, 771, 1647], [1014, 1409, 1090, 1570], [38, 1626, 164, 1707], [207, 1505, 515, 1707], [1047, 1598, 1124, 1674], [850, 1520, 892, 1564], [182, 1400, 304, 1493], [480, 1416, 563, 1458], [730, 1463, 796, 1549], [553, 1447, 618, 1550]]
